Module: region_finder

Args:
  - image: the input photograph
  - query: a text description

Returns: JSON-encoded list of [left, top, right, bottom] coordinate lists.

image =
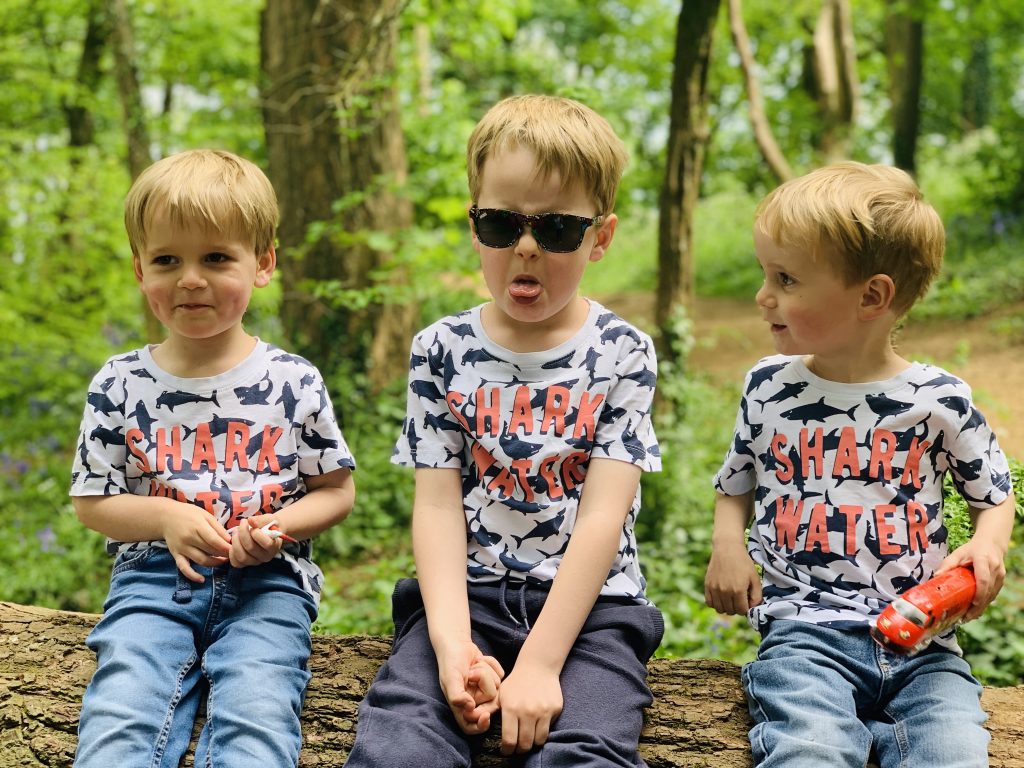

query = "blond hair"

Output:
[[466, 95, 628, 216], [124, 149, 278, 257], [756, 162, 945, 315]]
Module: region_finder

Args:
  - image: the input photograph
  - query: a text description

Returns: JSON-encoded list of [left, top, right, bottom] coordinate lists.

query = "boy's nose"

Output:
[[178, 268, 207, 289], [755, 282, 774, 308], [513, 225, 541, 258]]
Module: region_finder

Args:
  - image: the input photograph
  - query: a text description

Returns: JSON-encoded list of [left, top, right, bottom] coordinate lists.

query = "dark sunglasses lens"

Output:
[[475, 210, 520, 247], [533, 215, 585, 252]]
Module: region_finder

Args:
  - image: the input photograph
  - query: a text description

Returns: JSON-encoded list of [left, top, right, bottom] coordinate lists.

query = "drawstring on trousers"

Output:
[[498, 574, 531, 631]]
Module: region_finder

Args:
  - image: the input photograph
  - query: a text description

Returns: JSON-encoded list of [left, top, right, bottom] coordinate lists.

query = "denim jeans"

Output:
[[344, 577, 664, 768], [742, 620, 988, 768], [74, 547, 317, 768]]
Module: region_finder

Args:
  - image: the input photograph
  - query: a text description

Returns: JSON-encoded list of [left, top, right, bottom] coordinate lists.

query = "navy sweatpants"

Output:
[[344, 577, 664, 767]]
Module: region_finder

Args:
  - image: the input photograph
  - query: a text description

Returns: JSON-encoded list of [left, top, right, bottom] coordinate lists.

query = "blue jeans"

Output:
[[743, 620, 988, 768], [74, 547, 317, 768], [344, 578, 664, 768]]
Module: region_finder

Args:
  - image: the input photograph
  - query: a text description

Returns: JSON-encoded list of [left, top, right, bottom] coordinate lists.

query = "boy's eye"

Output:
[[205, 252, 230, 263], [152, 255, 177, 266], [777, 272, 796, 287]]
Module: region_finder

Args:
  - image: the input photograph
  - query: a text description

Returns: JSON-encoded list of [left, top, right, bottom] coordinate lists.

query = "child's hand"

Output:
[[437, 641, 503, 735], [161, 504, 231, 583], [464, 655, 503, 730], [495, 661, 562, 755], [938, 539, 1008, 621], [228, 514, 285, 568], [704, 544, 762, 615]]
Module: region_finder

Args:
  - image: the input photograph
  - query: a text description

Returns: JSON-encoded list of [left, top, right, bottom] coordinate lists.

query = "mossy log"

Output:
[[2, 602, 1022, 767]]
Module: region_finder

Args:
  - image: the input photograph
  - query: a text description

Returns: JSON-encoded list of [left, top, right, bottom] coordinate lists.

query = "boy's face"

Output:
[[133, 207, 275, 345], [471, 146, 614, 339], [753, 228, 867, 358]]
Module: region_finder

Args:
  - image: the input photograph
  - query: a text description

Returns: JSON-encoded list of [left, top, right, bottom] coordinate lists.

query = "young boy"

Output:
[[70, 149, 356, 767], [344, 95, 664, 766], [705, 162, 1015, 767]]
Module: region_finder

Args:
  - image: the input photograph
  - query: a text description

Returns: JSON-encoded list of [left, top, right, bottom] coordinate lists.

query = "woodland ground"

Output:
[[606, 295, 1024, 462]]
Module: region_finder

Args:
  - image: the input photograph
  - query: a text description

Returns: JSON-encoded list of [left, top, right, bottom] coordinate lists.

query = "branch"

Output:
[[727, 0, 794, 183]]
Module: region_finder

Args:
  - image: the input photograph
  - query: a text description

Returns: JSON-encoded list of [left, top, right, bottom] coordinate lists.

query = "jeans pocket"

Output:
[[111, 545, 159, 577]]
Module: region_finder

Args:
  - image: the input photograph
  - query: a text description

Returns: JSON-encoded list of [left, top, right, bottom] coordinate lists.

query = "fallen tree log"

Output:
[[1, 601, 1021, 767]]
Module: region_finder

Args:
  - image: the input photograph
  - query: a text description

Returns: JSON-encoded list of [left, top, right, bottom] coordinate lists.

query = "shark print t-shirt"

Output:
[[70, 340, 355, 604], [715, 355, 1012, 651], [393, 301, 661, 602]]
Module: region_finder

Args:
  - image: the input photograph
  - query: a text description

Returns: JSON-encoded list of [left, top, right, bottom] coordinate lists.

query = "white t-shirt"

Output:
[[393, 301, 661, 602], [70, 340, 355, 603], [715, 355, 1012, 651]]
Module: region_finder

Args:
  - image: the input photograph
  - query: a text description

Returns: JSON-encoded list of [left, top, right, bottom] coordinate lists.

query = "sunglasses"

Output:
[[469, 206, 603, 253]]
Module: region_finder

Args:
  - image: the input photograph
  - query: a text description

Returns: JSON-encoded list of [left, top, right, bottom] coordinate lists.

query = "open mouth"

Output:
[[509, 276, 542, 300]]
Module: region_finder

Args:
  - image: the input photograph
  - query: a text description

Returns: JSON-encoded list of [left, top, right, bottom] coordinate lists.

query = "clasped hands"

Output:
[[439, 641, 564, 755]]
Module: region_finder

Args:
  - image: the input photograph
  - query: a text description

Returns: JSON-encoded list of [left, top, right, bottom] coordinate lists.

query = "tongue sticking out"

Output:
[[509, 278, 542, 299]]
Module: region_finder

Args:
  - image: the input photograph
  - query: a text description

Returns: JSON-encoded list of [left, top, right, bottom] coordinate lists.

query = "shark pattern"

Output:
[[715, 354, 1012, 646], [70, 341, 355, 607], [392, 301, 659, 603]]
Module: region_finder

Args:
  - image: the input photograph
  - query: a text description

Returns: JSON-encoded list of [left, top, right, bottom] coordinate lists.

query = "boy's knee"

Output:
[[346, 703, 471, 768]]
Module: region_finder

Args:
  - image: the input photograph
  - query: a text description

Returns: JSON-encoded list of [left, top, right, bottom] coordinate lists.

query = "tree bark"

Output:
[[656, 0, 722, 361], [261, 0, 415, 391], [106, 0, 162, 343], [727, 0, 793, 184], [960, 36, 990, 134], [106, 0, 154, 181], [2, 602, 1023, 766], [810, 0, 859, 162], [885, 0, 924, 174], [63, 0, 108, 150]]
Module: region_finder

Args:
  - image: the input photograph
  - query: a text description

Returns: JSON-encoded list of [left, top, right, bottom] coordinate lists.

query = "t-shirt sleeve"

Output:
[[943, 393, 1012, 508], [70, 360, 130, 497], [296, 368, 356, 477], [714, 369, 757, 496], [392, 332, 465, 468], [592, 333, 660, 471]]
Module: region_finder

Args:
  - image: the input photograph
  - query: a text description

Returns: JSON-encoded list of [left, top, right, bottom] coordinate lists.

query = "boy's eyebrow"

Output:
[[144, 239, 243, 253]]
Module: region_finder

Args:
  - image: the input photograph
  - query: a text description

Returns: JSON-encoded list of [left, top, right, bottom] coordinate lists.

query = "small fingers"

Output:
[[173, 553, 205, 584], [516, 717, 537, 754], [229, 521, 282, 567], [500, 716, 518, 756], [534, 715, 551, 750]]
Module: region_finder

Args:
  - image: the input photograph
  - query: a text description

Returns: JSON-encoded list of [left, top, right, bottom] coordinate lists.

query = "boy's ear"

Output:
[[859, 273, 896, 319], [254, 245, 276, 287], [588, 213, 618, 263], [132, 255, 145, 285]]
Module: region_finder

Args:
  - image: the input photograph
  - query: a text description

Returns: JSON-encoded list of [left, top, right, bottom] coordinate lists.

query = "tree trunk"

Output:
[[106, 0, 162, 343], [106, 0, 154, 181], [727, 0, 793, 184], [56, 0, 107, 264], [810, 0, 859, 162], [63, 0, 108, 151], [656, 0, 722, 362], [3, 602, 1023, 767], [960, 36, 990, 134], [261, 0, 415, 392], [885, 0, 924, 174]]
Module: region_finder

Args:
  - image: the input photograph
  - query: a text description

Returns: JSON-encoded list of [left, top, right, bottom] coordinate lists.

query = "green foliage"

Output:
[[954, 459, 1024, 685], [3, 0, 1024, 690]]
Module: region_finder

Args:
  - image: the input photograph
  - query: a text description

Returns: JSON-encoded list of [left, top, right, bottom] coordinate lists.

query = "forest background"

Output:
[[3, 0, 1024, 686]]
